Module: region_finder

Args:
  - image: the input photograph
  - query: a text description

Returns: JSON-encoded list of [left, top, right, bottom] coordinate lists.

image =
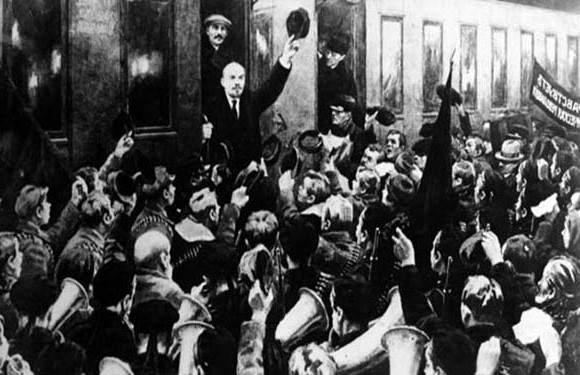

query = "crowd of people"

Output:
[[0, 11, 579, 375]]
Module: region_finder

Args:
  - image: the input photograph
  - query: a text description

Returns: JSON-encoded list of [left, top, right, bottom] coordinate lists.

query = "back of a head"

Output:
[[198, 240, 239, 281], [394, 150, 416, 177], [243, 210, 279, 250], [198, 327, 237, 375], [502, 235, 536, 275], [300, 171, 331, 205], [55, 245, 100, 291], [452, 160, 476, 188], [80, 191, 112, 228], [564, 166, 580, 193], [289, 343, 336, 375], [462, 275, 504, 325], [360, 202, 392, 235], [279, 214, 320, 266], [354, 168, 380, 196], [436, 225, 465, 264], [74, 166, 99, 193], [93, 260, 135, 308], [322, 195, 353, 232], [333, 277, 371, 326], [540, 256, 580, 299], [10, 274, 57, 318], [430, 327, 476, 375], [36, 340, 86, 375], [134, 230, 171, 269], [480, 170, 507, 206]]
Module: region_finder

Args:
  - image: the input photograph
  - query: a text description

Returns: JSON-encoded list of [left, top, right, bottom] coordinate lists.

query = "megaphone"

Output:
[[174, 320, 214, 375], [381, 326, 430, 375], [330, 286, 404, 374], [47, 277, 90, 332], [99, 357, 135, 375], [275, 288, 329, 351], [178, 296, 212, 323]]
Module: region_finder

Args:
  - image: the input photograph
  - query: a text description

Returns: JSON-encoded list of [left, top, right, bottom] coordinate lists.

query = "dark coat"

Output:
[[68, 308, 137, 375], [201, 41, 236, 107], [317, 59, 357, 134], [398, 264, 535, 375], [205, 61, 291, 173], [16, 201, 80, 277]]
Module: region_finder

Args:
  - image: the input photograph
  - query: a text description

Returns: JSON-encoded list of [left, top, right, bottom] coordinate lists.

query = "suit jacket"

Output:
[[318, 59, 357, 134], [205, 61, 291, 173]]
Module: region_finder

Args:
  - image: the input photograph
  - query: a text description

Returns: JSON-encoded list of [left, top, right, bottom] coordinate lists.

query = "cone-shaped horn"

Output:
[[275, 288, 329, 351], [330, 286, 404, 375], [178, 296, 212, 323], [381, 326, 430, 375], [174, 320, 214, 375], [99, 356, 135, 375], [47, 277, 89, 332]]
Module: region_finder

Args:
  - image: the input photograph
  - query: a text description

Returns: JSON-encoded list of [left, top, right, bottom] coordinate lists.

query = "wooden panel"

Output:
[[422, 21, 442, 113], [567, 36, 578, 93], [460, 24, 477, 110], [520, 30, 534, 107], [545, 34, 557, 77], [380, 16, 403, 113], [491, 27, 507, 108]]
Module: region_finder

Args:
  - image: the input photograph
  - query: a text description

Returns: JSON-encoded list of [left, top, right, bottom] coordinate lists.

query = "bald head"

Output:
[[221, 62, 245, 99], [134, 230, 171, 271]]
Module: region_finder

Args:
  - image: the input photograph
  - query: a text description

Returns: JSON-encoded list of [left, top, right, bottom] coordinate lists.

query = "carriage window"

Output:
[[568, 36, 579, 93], [545, 34, 558, 78], [4, 1, 63, 132], [123, 0, 173, 129]]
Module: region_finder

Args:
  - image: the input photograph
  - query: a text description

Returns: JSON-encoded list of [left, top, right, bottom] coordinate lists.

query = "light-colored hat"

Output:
[[495, 139, 525, 163], [204, 14, 232, 28]]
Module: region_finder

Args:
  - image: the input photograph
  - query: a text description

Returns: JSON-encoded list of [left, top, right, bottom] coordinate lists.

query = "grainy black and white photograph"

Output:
[[0, 0, 579, 374]]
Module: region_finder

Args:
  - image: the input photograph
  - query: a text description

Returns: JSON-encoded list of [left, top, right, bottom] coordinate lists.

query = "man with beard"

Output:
[[201, 14, 236, 105], [203, 36, 301, 174]]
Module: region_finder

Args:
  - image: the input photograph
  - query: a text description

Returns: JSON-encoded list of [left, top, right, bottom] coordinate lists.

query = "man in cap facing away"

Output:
[[202, 14, 236, 104], [67, 260, 137, 375], [14, 178, 87, 278], [131, 166, 176, 242]]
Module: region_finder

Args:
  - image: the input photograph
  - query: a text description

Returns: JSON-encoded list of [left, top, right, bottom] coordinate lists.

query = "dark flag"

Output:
[[411, 60, 454, 273], [0, 68, 71, 230]]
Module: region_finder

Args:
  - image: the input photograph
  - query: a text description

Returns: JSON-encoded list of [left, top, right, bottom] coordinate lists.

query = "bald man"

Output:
[[203, 36, 301, 173]]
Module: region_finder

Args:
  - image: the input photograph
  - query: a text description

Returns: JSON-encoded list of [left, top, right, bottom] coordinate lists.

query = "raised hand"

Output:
[[392, 227, 415, 267]]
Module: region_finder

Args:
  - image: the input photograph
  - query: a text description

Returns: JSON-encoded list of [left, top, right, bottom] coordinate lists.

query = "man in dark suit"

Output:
[[203, 36, 301, 173]]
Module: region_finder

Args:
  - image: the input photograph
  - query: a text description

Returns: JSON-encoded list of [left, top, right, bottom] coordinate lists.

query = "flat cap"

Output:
[[204, 14, 232, 28]]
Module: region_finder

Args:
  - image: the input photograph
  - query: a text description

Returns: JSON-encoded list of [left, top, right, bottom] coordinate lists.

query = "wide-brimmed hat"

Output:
[[366, 106, 396, 127], [107, 171, 137, 205], [262, 135, 282, 166], [204, 14, 232, 28], [298, 130, 323, 154], [330, 94, 356, 113], [142, 166, 175, 197], [495, 139, 525, 163], [286, 8, 310, 39]]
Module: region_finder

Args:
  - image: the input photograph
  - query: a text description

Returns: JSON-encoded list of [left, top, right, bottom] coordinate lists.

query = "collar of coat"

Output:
[[175, 216, 215, 243]]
